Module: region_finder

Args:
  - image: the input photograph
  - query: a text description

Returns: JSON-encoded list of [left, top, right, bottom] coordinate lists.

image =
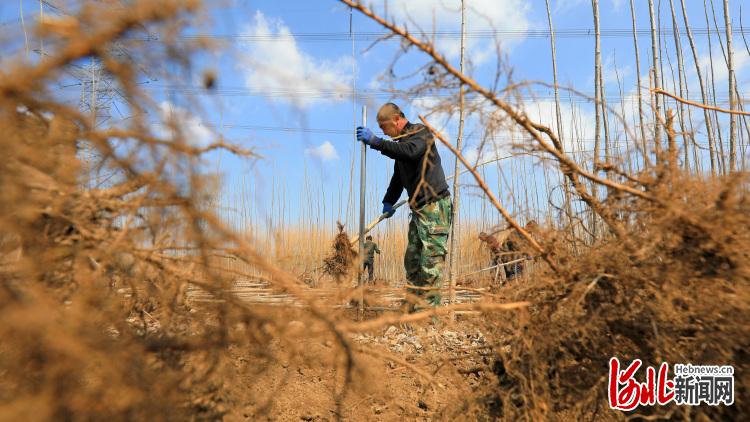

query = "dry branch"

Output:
[[419, 115, 565, 275], [652, 88, 750, 116], [341, 0, 654, 243], [339, 301, 529, 332]]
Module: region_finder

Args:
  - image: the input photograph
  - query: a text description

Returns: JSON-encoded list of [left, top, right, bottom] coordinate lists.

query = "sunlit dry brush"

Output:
[[0, 1, 299, 419], [466, 173, 750, 421]]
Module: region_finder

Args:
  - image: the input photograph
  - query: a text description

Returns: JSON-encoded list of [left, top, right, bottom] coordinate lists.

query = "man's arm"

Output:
[[382, 165, 404, 205], [372, 126, 430, 161]]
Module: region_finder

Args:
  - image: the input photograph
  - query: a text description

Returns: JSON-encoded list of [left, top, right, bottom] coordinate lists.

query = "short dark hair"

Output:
[[377, 103, 405, 122], [366, 235, 373, 240]]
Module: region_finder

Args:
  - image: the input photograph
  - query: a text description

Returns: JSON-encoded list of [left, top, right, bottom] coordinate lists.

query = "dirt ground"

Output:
[[225, 315, 496, 421], [215, 273, 621, 422]]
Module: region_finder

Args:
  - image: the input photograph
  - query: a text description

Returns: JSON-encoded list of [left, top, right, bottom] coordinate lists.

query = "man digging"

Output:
[[357, 103, 452, 311]]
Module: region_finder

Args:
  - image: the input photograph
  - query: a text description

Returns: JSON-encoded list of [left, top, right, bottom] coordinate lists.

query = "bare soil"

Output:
[[224, 315, 500, 421]]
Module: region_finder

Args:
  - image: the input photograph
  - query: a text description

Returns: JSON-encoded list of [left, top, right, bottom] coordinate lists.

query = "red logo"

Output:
[[608, 358, 675, 410]]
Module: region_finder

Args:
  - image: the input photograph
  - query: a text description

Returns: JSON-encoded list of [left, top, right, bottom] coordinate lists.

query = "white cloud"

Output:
[[238, 11, 353, 109], [519, 99, 598, 154], [434, 98, 598, 160], [376, 0, 530, 62], [305, 141, 339, 161], [696, 49, 750, 91], [154, 101, 213, 147]]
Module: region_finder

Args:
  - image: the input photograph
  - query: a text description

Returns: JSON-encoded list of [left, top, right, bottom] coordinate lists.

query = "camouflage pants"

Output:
[[404, 196, 452, 308]]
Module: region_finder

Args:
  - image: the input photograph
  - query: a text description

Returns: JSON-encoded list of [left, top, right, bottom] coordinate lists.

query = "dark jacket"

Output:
[[372, 122, 450, 209], [363, 241, 380, 262]]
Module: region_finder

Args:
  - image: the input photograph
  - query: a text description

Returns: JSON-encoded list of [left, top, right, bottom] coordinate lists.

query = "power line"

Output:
[[139, 26, 750, 42], [199, 122, 716, 147], [136, 84, 737, 105], [1, 4, 747, 42], [54, 81, 740, 105]]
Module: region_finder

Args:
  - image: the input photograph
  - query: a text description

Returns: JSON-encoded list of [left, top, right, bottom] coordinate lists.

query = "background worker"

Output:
[[501, 230, 523, 279], [479, 230, 506, 284], [363, 235, 380, 282], [478, 231, 503, 267], [356, 103, 451, 309], [502, 220, 538, 280]]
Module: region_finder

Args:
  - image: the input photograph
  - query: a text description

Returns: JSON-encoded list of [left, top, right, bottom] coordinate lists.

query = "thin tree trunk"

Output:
[[708, 0, 747, 173], [589, 0, 603, 241], [663, 37, 681, 155], [648, 0, 663, 160], [668, 0, 692, 172], [594, 0, 617, 239], [723, 0, 736, 172], [20, 0, 29, 60], [733, 8, 750, 169], [592, 0, 602, 170], [346, 8, 357, 227], [592, 0, 611, 168], [706, 0, 727, 174], [447, 0, 466, 307], [39, 0, 44, 57], [629, 0, 652, 169], [545, 0, 577, 252], [680, 0, 717, 175]]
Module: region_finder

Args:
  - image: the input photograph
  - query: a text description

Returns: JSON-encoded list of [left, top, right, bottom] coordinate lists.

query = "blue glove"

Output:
[[382, 202, 395, 218], [356, 126, 383, 147]]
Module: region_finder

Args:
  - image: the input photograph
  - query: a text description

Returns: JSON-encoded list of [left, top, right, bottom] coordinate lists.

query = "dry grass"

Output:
[[466, 173, 750, 421], [0, 1, 297, 419], [222, 221, 504, 287]]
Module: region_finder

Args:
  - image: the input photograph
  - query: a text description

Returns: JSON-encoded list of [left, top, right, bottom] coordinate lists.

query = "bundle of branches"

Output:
[[323, 223, 357, 284], [475, 172, 750, 421]]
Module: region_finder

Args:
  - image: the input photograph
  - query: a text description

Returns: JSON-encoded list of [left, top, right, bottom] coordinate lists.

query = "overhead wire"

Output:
[[151, 26, 750, 42], [51, 81, 739, 105], [4, 16, 748, 40]]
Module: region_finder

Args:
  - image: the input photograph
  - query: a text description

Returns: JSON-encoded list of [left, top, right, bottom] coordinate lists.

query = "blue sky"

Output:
[[2, 0, 749, 236]]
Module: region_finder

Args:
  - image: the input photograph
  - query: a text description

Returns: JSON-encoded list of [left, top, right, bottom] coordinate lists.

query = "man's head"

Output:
[[478, 231, 488, 240], [366, 235, 373, 241], [377, 103, 408, 138]]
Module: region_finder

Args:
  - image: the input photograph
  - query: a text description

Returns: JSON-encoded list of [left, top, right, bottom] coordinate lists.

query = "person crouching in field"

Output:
[[478, 231, 503, 267], [502, 220, 539, 280], [356, 103, 452, 311], [479, 220, 538, 283]]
